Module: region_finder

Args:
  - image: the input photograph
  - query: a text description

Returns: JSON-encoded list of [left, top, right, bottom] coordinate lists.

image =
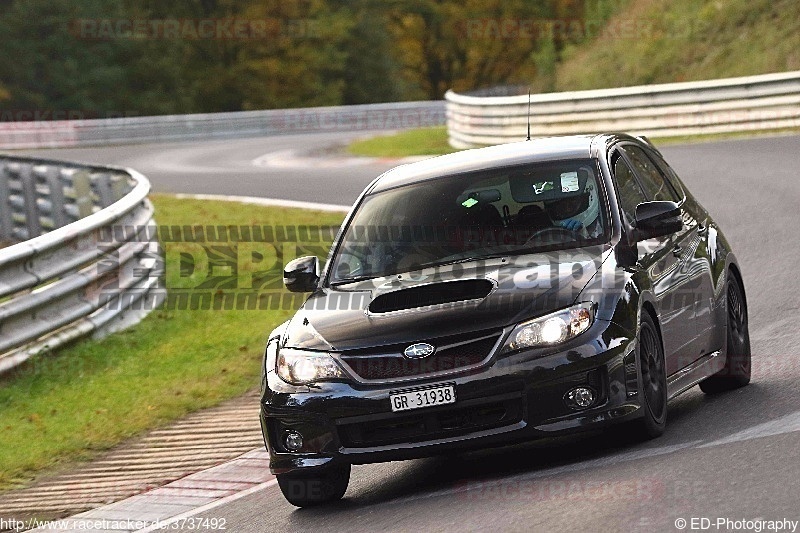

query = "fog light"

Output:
[[565, 386, 596, 409], [284, 431, 304, 452]]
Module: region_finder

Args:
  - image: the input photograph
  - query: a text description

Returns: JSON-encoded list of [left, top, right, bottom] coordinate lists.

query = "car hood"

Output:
[[283, 246, 611, 351]]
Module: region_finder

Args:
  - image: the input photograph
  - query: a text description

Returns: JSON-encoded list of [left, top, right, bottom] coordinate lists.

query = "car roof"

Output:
[[370, 134, 616, 193]]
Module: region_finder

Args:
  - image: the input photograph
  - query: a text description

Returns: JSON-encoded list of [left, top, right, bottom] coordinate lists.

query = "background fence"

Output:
[[5, 71, 798, 152], [445, 70, 800, 148], [0, 156, 162, 373], [0, 101, 446, 149]]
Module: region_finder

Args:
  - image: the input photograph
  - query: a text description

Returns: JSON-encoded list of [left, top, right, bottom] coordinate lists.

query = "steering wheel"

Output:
[[525, 226, 579, 245]]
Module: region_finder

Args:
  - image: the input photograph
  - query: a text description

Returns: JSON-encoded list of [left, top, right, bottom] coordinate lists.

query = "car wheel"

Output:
[[629, 311, 667, 439], [699, 274, 751, 394], [276, 463, 350, 507]]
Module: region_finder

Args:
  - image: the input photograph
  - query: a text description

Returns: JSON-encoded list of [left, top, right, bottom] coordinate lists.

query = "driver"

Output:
[[542, 176, 601, 239]]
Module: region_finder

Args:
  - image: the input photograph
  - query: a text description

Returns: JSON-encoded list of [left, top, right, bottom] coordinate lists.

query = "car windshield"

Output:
[[329, 159, 609, 283]]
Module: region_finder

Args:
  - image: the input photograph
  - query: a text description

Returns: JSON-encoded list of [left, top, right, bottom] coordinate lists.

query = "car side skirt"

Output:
[[666, 350, 725, 400]]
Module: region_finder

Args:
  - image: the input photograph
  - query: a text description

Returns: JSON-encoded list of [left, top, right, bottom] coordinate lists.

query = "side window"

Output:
[[645, 149, 684, 197], [612, 153, 646, 225], [622, 145, 680, 202], [648, 149, 699, 214]]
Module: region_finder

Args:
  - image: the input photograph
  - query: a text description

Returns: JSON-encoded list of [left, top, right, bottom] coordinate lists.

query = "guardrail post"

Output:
[[0, 163, 14, 243], [20, 163, 42, 240], [71, 170, 95, 219], [95, 172, 116, 208], [41, 165, 69, 231]]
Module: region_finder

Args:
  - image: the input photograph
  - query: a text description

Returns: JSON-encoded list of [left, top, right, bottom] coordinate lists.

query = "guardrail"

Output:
[[0, 101, 446, 149], [445, 70, 800, 148], [0, 156, 163, 373]]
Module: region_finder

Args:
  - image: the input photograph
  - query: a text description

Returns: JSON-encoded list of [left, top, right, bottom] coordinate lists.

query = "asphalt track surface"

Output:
[[20, 133, 800, 532], [17, 131, 387, 206]]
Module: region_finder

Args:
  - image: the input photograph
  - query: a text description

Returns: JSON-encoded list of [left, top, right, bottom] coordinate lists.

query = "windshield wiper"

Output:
[[417, 253, 512, 270], [329, 275, 380, 286]]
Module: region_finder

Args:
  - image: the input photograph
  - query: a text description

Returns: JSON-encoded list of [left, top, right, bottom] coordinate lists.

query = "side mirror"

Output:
[[633, 201, 683, 241], [283, 256, 320, 293]]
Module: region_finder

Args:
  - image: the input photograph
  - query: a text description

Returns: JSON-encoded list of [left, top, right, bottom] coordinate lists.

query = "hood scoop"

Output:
[[368, 279, 494, 314]]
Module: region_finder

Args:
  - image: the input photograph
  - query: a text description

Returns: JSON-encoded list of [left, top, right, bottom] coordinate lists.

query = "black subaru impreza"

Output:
[[260, 134, 750, 506]]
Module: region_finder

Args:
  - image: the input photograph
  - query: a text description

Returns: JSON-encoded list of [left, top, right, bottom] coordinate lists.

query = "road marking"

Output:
[[699, 410, 800, 448], [173, 193, 351, 212], [134, 479, 280, 533]]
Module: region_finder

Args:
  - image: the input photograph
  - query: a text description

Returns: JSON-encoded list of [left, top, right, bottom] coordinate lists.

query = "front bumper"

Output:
[[261, 319, 642, 474]]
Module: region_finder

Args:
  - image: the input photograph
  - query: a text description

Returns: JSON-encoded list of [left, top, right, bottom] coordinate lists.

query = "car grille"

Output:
[[337, 393, 523, 448], [338, 330, 502, 382]]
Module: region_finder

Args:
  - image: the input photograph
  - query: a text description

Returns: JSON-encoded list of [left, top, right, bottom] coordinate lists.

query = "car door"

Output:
[[644, 146, 721, 356], [621, 144, 715, 371], [611, 145, 696, 377]]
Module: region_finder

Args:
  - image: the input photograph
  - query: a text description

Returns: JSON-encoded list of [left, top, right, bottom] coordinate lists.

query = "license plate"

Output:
[[390, 385, 456, 412]]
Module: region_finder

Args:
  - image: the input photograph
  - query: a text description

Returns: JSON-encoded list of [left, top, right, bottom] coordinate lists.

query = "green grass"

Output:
[[346, 126, 457, 158], [346, 124, 800, 158], [554, 0, 800, 91], [0, 194, 344, 490]]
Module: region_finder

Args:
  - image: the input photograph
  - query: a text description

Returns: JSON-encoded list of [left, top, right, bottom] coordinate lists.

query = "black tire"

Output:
[[277, 463, 350, 507], [699, 274, 751, 394], [629, 311, 667, 440]]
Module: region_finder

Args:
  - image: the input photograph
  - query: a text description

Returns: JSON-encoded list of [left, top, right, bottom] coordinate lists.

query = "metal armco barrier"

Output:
[[445, 70, 800, 148], [0, 101, 446, 149], [0, 156, 163, 373]]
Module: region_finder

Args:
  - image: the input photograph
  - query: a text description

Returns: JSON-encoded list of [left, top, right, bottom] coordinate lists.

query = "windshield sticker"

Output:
[[561, 172, 580, 192], [461, 197, 479, 208], [532, 181, 554, 195]]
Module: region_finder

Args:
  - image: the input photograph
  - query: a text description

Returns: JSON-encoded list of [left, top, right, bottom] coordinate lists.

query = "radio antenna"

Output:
[[526, 88, 531, 141]]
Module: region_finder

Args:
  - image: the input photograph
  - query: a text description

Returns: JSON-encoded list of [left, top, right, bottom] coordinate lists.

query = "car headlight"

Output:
[[276, 347, 346, 385], [501, 302, 595, 353]]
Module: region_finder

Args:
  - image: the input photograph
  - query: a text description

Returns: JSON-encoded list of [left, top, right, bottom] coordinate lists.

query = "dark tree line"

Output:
[[0, 0, 609, 117]]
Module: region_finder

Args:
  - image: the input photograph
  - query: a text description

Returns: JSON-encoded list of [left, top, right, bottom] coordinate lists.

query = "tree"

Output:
[[220, 0, 352, 110], [340, 6, 402, 104], [0, 0, 607, 115], [383, 0, 557, 99]]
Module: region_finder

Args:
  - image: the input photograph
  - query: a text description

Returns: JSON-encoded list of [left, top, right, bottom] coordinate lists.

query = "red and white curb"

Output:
[[31, 448, 275, 532], [251, 149, 432, 169], [0, 392, 264, 521], [172, 193, 351, 213]]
